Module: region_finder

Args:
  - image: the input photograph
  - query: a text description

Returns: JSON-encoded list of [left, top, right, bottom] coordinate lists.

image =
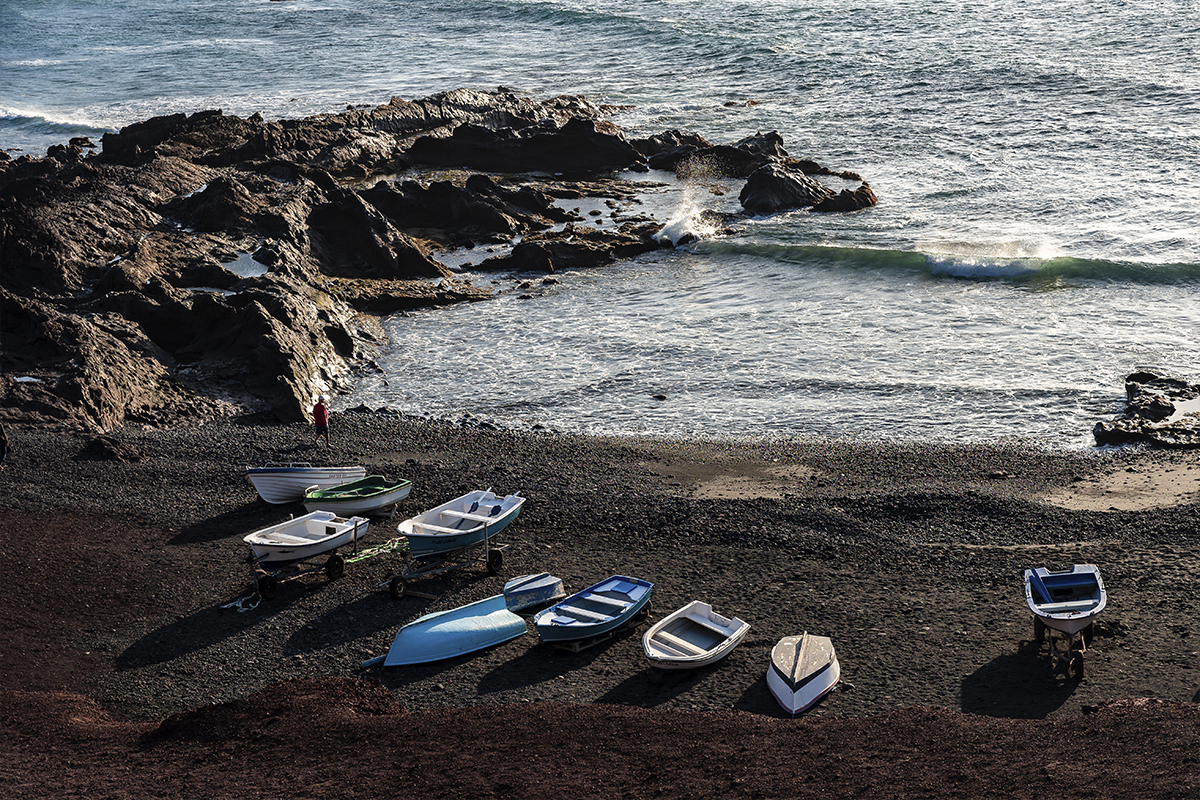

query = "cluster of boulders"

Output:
[[1093, 371, 1200, 448], [0, 88, 877, 431]]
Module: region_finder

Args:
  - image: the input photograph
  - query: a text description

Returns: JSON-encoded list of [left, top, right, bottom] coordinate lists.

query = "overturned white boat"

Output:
[[244, 463, 367, 504], [767, 632, 840, 715]]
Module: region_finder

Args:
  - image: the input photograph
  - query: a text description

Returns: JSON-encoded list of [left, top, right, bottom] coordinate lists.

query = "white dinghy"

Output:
[[642, 600, 750, 670]]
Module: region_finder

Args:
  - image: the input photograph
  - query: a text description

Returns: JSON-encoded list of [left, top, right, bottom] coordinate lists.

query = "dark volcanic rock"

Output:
[[1, 87, 875, 431], [739, 162, 836, 214], [1093, 371, 1200, 447]]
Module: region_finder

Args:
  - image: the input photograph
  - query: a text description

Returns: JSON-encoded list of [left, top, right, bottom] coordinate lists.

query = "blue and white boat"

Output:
[[380, 594, 527, 666], [1024, 564, 1107, 638], [504, 572, 567, 612], [398, 489, 524, 557], [532, 575, 653, 644]]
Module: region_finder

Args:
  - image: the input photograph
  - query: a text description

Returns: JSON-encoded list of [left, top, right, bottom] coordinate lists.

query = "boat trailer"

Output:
[[1032, 616, 1093, 679], [381, 537, 509, 600]]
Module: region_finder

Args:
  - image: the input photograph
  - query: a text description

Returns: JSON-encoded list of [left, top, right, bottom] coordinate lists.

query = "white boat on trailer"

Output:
[[642, 600, 750, 670], [1024, 563, 1107, 679], [397, 489, 524, 558], [244, 463, 367, 504], [767, 632, 840, 715], [244, 511, 369, 598]]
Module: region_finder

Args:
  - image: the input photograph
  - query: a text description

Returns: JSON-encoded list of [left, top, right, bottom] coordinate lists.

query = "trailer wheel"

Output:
[[257, 575, 278, 600], [1070, 651, 1084, 679], [1033, 616, 1045, 645], [486, 549, 503, 574], [389, 576, 407, 600], [324, 553, 345, 581]]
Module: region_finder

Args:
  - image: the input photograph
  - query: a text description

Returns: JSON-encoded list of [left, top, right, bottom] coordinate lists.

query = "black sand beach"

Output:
[[3, 414, 1200, 797]]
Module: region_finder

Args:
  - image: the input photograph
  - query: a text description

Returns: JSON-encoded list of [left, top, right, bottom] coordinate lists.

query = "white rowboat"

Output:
[[245, 463, 367, 504], [397, 489, 524, 558], [243, 510, 369, 570], [642, 600, 750, 670]]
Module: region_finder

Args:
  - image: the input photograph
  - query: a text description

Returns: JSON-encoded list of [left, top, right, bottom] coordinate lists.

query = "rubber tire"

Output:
[[486, 549, 503, 574], [1033, 616, 1045, 645], [389, 576, 407, 600], [324, 553, 345, 581], [257, 575, 278, 601], [1070, 651, 1085, 680]]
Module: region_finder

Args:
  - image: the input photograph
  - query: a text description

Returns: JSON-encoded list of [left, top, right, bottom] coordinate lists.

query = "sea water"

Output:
[[4, 0, 1199, 448]]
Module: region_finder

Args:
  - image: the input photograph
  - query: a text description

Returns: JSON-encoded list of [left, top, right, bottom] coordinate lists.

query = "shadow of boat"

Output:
[[960, 640, 1079, 718], [116, 588, 304, 669], [170, 503, 287, 545], [283, 591, 401, 656]]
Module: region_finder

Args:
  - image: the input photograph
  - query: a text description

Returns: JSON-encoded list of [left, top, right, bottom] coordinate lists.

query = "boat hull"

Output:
[[533, 575, 653, 643], [1025, 564, 1107, 637], [398, 490, 524, 557], [768, 632, 840, 715], [245, 464, 367, 504], [504, 572, 566, 612], [384, 594, 527, 666], [243, 511, 370, 570], [643, 600, 750, 670], [302, 476, 412, 515]]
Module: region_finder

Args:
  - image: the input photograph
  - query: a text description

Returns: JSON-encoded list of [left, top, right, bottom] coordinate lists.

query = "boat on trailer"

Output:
[[642, 600, 750, 670], [397, 489, 524, 558], [767, 632, 840, 715], [302, 475, 412, 516], [1024, 563, 1107, 678], [532, 575, 653, 648], [245, 463, 367, 504], [243, 510, 370, 571]]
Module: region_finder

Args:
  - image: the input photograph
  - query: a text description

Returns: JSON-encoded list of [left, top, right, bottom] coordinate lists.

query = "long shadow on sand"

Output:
[[284, 591, 419, 657], [961, 640, 1079, 718], [170, 503, 285, 545], [116, 587, 307, 669]]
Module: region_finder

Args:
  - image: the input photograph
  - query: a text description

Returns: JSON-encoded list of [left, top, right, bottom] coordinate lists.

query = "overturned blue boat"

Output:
[[381, 594, 527, 666]]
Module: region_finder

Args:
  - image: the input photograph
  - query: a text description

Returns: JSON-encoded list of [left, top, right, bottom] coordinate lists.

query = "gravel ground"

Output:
[[3, 413, 1200, 797]]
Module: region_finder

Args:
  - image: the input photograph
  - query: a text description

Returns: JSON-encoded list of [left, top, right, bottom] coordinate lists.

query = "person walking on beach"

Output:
[[312, 396, 331, 447]]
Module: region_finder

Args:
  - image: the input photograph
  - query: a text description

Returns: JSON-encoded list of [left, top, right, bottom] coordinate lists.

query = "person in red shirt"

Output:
[[312, 396, 331, 446]]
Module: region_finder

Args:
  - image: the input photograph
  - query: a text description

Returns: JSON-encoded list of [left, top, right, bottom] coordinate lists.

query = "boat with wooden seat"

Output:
[[1024, 563, 1107, 678], [397, 489, 524, 558], [642, 600, 750, 670], [302, 475, 412, 515], [532, 575, 653, 645]]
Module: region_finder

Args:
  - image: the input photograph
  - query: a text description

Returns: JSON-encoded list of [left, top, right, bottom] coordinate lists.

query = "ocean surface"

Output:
[[5, 0, 1199, 449]]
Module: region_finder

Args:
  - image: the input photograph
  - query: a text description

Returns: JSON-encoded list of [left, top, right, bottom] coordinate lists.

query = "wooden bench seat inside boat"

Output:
[[652, 630, 707, 656], [410, 522, 466, 535], [439, 510, 500, 523], [585, 593, 631, 609], [1036, 599, 1098, 613], [556, 605, 611, 623]]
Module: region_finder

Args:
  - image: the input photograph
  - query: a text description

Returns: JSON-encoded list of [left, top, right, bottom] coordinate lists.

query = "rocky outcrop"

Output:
[[1, 88, 876, 431], [1093, 372, 1200, 447]]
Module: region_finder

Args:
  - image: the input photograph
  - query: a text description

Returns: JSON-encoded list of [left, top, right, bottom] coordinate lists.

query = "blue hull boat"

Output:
[[398, 489, 524, 557], [504, 572, 566, 612], [382, 594, 527, 666], [532, 575, 653, 644]]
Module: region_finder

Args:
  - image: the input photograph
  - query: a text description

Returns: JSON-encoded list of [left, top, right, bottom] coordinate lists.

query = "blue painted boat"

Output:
[[382, 594, 527, 666], [532, 575, 653, 644], [504, 572, 567, 612], [398, 489, 524, 557]]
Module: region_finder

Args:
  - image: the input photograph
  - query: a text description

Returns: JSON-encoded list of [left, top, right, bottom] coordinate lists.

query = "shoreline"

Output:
[[4, 414, 1200, 796], [3, 413, 1198, 720]]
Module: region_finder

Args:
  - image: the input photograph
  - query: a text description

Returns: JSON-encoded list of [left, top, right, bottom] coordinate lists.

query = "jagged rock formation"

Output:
[[1, 88, 876, 431], [1093, 371, 1200, 448]]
